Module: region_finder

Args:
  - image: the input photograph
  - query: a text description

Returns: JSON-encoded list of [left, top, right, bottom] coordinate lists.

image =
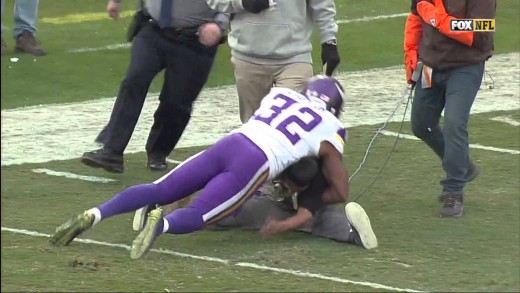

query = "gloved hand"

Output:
[[410, 0, 430, 13], [321, 40, 340, 76], [403, 13, 422, 84], [416, 0, 473, 46], [404, 50, 418, 84], [241, 0, 274, 14]]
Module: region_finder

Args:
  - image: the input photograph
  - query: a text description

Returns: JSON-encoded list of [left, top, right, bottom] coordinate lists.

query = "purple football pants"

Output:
[[97, 133, 269, 234]]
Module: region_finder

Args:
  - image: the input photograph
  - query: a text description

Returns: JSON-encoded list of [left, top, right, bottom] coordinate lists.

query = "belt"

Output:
[[149, 20, 199, 37]]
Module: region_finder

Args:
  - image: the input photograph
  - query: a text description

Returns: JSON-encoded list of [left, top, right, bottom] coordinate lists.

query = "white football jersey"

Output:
[[236, 87, 347, 180]]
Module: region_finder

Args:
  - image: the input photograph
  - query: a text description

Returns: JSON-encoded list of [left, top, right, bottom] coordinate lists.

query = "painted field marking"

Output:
[[32, 168, 116, 183], [166, 158, 184, 165], [41, 11, 135, 24], [1, 226, 425, 293], [43, 10, 407, 26], [66, 12, 409, 53], [2, 53, 518, 167], [68, 43, 131, 53], [337, 13, 409, 24], [381, 130, 520, 155], [490, 116, 520, 126]]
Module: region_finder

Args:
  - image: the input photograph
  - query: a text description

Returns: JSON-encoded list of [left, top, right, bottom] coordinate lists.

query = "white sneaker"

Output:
[[132, 204, 155, 231], [345, 202, 378, 249]]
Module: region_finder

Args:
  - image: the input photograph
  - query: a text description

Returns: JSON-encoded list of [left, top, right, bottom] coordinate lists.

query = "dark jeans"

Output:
[[99, 22, 218, 159], [411, 62, 485, 193]]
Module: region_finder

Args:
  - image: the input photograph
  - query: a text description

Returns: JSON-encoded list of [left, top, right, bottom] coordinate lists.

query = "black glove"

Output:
[[242, 0, 270, 14], [321, 40, 340, 76]]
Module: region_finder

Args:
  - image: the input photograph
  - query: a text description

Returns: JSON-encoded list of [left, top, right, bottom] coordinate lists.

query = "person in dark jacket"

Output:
[[82, 0, 229, 173], [404, 0, 496, 217]]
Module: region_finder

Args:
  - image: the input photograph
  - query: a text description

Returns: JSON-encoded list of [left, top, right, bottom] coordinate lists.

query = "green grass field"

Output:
[[1, 0, 520, 292]]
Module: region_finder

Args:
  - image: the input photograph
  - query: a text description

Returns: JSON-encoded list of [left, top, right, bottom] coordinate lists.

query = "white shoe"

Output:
[[132, 204, 154, 231], [345, 202, 378, 249]]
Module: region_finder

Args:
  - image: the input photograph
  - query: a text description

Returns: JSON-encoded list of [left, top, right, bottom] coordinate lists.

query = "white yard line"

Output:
[[490, 116, 520, 126], [165, 158, 184, 165], [381, 130, 520, 155], [337, 13, 409, 24], [66, 12, 409, 53], [41, 11, 135, 24], [2, 53, 519, 166], [1, 226, 425, 293], [32, 168, 116, 183], [68, 43, 131, 53]]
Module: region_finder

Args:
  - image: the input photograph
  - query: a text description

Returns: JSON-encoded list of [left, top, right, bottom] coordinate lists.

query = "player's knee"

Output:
[[148, 183, 175, 206]]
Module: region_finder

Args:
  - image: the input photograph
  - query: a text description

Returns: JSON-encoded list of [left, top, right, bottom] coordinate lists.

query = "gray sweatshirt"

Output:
[[206, 0, 338, 65]]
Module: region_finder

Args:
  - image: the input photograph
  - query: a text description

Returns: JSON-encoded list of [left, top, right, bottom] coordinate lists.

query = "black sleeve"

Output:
[[297, 169, 328, 214], [411, 0, 418, 14]]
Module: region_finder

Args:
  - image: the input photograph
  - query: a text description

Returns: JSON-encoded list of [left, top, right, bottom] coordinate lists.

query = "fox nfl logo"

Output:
[[450, 19, 495, 32]]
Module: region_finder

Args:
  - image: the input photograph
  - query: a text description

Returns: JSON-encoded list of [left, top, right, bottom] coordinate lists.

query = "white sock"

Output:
[[162, 218, 169, 233], [86, 208, 102, 226]]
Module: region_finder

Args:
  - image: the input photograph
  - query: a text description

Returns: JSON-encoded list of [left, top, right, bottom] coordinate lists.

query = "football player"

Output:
[[50, 76, 352, 259]]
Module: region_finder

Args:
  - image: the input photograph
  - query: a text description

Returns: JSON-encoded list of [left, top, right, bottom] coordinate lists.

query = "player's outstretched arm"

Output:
[[319, 141, 349, 204], [260, 207, 313, 236]]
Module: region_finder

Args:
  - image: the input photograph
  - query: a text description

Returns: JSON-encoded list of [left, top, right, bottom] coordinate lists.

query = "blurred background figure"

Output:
[[1, 0, 46, 56]]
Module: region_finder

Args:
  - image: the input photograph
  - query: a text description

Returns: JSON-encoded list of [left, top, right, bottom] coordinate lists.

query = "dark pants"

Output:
[[98, 22, 217, 158], [411, 62, 484, 193]]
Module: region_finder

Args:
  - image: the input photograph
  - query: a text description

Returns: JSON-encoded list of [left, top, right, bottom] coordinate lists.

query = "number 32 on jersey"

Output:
[[254, 94, 322, 145]]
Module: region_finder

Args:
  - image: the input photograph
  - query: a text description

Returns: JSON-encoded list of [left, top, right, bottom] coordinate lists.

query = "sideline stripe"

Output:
[[43, 10, 408, 26], [1, 226, 425, 293], [381, 131, 520, 155], [2, 53, 518, 166], [65, 12, 410, 53], [32, 168, 116, 183], [68, 43, 131, 53], [337, 13, 409, 24], [490, 116, 520, 127], [165, 158, 184, 165]]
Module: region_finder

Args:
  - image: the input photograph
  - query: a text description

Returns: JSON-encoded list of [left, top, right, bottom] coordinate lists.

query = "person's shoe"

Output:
[[132, 204, 156, 231], [15, 30, 46, 56], [49, 211, 94, 246], [438, 161, 479, 202], [345, 202, 378, 249], [440, 192, 464, 218], [148, 157, 168, 172], [130, 208, 164, 259], [81, 148, 124, 173], [1, 38, 7, 56]]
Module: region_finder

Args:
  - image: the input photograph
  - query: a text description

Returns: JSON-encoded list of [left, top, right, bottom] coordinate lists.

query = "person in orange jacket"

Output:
[[403, 0, 496, 218]]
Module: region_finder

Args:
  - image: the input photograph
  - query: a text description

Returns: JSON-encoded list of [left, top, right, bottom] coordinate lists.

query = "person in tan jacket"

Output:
[[404, 0, 496, 217]]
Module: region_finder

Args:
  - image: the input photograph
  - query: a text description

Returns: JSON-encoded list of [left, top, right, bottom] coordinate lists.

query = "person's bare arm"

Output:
[[260, 207, 313, 236], [318, 141, 349, 204]]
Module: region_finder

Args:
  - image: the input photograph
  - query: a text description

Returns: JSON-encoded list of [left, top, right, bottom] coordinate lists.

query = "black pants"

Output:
[[98, 22, 218, 158]]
